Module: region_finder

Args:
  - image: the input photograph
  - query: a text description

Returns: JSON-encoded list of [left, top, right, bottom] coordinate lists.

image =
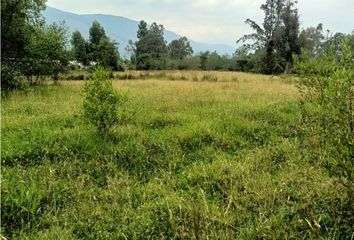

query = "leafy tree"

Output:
[[277, 1, 300, 71], [323, 32, 347, 53], [1, 0, 46, 61], [1, 64, 27, 91], [89, 20, 106, 46], [168, 37, 193, 60], [198, 51, 233, 71], [209, 52, 231, 70], [238, 0, 300, 73], [1, 0, 47, 89], [197, 51, 231, 71], [299, 25, 354, 57], [23, 23, 69, 84], [85, 21, 122, 70], [96, 37, 122, 71], [88, 21, 106, 61], [135, 21, 167, 70], [71, 31, 89, 66]]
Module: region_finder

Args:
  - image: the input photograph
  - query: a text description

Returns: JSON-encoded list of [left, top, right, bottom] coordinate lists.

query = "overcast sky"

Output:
[[47, 0, 354, 46]]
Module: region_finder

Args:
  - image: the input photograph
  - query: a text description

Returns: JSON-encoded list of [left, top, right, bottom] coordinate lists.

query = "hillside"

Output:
[[43, 7, 236, 56]]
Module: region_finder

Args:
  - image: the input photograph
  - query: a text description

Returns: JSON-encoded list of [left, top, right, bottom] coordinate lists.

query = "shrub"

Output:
[[1, 63, 27, 91], [294, 37, 353, 188], [83, 67, 127, 138]]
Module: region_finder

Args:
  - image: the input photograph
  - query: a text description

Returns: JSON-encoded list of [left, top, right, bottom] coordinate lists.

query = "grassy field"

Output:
[[1, 71, 351, 239]]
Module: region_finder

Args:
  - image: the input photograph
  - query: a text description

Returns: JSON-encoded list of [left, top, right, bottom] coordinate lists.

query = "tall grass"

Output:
[[1, 71, 352, 239], [111, 70, 280, 83]]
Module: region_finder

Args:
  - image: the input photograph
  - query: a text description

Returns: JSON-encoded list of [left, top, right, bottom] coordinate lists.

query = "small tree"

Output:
[[83, 67, 126, 138], [24, 23, 69, 84]]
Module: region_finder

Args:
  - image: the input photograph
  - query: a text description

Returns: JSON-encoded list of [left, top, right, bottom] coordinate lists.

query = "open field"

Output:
[[1, 71, 351, 239]]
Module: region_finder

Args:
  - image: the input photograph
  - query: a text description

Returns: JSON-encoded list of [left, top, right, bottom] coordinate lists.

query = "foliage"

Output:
[[23, 23, 69, 83], [1, 0, 47, 89], [1, 63, 27, 91], [180, 56, 201, 70], [298, 24, 325, 56], [70, 21, 123, 70], [294, 37, 354, 192], [238, 0, 301, 73], [1, 0, 46, 61], [137, 20, 148, 39], [232, 46, 256, 72], [127, 22, 194, 71], [83, 67, 126, 138], [1, 1, 71, 88], [199, 51, 210, 70], [71, 31, 89, 66], [89, 20, 106, 46], [135, 21, 168, 70], [95, 37, 123, 71], [168, 37, 193, 60]]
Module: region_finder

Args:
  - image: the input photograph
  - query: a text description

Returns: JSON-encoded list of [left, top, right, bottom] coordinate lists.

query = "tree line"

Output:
[[2, 0, 354, 90], [72, 20, 195, 71]]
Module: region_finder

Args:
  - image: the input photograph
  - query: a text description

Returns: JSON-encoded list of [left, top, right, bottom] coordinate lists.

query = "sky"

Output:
[[47, 0, 354, 47]]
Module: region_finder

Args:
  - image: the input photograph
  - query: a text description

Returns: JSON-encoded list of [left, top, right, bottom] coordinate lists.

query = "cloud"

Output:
[[47, 0, 354, 46]]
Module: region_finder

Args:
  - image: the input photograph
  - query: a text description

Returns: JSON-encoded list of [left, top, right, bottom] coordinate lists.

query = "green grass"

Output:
[[1, 71, 352, 239]]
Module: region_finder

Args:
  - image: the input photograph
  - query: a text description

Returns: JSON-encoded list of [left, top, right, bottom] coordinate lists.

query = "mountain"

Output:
[[43, 6, 235, 56]]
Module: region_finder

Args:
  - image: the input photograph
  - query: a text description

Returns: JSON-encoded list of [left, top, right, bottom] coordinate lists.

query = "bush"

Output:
[[294, 37, 354, 188], [294, 40, 354, 237], [1, 63, 27, 91], [83, 67, 127, 138]]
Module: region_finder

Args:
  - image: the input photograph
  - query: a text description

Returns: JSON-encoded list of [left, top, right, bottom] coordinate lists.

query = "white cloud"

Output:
[[47, 0, 354, 46]]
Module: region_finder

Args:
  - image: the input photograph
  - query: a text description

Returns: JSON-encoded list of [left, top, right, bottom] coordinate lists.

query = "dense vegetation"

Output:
[[1, 0, 69, 89]]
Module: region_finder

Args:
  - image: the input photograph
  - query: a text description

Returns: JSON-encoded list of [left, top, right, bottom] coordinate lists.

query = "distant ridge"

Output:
[[43, 6, 236, 56]]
